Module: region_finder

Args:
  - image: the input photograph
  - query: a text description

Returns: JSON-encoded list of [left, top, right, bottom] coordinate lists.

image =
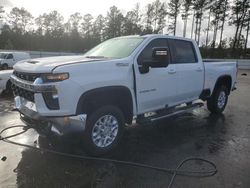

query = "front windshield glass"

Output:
[[84, 37, 144, 59], [0, 53, 8, 59]]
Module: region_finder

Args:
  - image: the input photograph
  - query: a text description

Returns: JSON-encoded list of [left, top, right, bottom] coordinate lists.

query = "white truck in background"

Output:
[[0, 52, 30, 70], [0, 70, 13, 95], [10, 35, 237, 155]]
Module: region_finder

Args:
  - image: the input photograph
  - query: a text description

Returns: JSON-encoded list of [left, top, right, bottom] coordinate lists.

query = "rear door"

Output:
[[134, 38, 178, 113], [168, 39, 204, 103]]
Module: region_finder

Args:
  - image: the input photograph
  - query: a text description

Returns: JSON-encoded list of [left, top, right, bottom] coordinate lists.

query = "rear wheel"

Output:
[[207, 85, 228, 114], [83, 105, 124, 156]]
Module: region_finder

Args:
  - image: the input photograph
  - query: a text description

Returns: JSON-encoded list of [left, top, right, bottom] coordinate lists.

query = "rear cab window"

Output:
[[168, 39, 197, 64]]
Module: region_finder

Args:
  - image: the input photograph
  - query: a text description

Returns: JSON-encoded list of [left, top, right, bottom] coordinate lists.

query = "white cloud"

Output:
[[0, 0, 13, 7], [6, 0, 155, 18]]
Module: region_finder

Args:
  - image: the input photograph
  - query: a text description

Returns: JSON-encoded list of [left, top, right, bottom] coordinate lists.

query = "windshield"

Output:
[[84, 37, 144, 59], [0, 53, 8, 59]]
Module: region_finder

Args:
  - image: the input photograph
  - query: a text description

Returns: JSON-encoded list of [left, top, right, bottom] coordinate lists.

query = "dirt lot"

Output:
[[0, 70, 250, 188]]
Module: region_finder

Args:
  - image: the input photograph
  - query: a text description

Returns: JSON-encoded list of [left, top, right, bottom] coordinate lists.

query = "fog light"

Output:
[[52, 93, 58, 99], [42, 92, 59, 110]]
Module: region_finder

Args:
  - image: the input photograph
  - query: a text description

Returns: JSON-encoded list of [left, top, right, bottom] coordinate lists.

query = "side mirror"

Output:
[[138, 47, 169, 74], [151, 47, 169, 68]]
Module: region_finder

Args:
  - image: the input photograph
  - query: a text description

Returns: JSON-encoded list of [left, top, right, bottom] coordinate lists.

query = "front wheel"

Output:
[[3, 80, 13, 96], [207, 85, 228, 114], [83, 105, 124, 156]]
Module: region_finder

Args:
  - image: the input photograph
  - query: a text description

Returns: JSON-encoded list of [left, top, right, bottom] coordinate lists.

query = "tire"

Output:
[[2, 64, 8, 70], [83, 105, 125, 156], [207, 85, 228, 114], [3, 80, 13, 96]]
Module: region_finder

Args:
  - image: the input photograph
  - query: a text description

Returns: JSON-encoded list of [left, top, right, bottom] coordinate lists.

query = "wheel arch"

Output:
[[212, 75, 232, 95], [76, 86, 134, 124], [2, 63, 8, 69], [6, 79, 11, 89]]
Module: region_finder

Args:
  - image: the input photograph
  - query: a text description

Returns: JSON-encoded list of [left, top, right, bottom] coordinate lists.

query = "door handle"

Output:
[[168, 69, 176, 74], [196, 67, 203, 72]]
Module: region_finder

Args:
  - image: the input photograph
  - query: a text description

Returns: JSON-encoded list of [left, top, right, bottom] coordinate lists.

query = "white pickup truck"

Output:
[[10, 35, 237, 155], [0, 52, 30, 69], [0, 70, 13, 95]]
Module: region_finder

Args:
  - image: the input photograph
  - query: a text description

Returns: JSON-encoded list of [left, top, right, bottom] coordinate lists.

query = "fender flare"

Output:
[[76, 86, 134, 124]]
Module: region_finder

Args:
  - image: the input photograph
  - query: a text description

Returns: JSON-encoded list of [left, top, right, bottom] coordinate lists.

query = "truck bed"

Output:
[[203, 60, 237, 92]]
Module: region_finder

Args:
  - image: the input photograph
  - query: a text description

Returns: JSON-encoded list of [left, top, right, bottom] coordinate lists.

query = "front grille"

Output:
[[13, 71, 40, 82], [12, 84, 34, 102]]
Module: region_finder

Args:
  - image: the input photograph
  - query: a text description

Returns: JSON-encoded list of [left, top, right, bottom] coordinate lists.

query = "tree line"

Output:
[[0, 0, 249, 58]]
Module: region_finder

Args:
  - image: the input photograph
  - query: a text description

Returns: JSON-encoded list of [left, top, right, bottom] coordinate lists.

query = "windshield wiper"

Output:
[[85, 55, 106, 59]]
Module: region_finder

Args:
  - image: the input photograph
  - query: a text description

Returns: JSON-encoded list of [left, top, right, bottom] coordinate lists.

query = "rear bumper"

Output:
[[14, 96, 87, 136]]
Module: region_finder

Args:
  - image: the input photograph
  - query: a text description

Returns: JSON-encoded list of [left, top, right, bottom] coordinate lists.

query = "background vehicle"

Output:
[[0, 52, 30, 70], [0, 70, 13, 95], [10, 35, 237, 155]]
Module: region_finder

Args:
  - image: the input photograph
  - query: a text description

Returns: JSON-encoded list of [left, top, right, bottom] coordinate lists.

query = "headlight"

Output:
[[42, 73, 69, 82]]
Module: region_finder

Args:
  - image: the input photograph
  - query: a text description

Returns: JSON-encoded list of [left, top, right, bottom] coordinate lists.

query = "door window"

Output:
[[138, 38, 169, 65], [169, 39, 197, 64], [7, 54, 13, 59]]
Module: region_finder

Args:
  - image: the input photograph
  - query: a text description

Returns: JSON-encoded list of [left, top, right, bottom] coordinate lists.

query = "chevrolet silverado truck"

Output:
[[10, 35, 237, 155]]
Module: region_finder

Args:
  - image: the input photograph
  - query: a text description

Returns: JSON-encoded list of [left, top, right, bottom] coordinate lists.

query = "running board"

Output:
[[137, 102, 204, 124], [150, 103, 203, 122]]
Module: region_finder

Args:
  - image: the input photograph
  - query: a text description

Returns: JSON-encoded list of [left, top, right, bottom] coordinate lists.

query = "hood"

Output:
[[13, 55, 104, 73]]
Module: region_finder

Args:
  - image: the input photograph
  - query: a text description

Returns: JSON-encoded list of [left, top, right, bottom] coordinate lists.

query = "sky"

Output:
[[1, 0, 155, 18], [0, 0, 242, 46]]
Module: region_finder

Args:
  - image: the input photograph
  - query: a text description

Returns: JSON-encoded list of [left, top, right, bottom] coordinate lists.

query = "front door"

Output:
[[134, 38, 178, 114]]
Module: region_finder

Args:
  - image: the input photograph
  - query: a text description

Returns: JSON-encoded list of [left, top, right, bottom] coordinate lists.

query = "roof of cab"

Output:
[[142, 34, 195, 42], [117, 34, 196, 43]]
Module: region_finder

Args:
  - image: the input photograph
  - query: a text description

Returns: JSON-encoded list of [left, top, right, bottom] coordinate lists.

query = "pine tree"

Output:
[[168, 0, 181, 35], [0, 6, 4, 20], [143, 0, 167, 34], [81, 14, 93, 38], [192, 0, 209, 45], [8, 7, 33, 33], [244, 10, 250, 57], [181, 0, 193, 37], [104, 6, 124, 39], [230, 0, 250, 50], [123, 3, 142, 35], [218, 0, 229, 48]]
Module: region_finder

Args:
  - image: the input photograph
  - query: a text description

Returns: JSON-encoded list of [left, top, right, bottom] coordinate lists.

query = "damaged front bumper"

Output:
[[14, 96, 87, 136]]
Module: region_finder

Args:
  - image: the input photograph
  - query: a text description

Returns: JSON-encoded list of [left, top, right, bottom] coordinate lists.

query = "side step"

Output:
[[137, 102, 204, 124]]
